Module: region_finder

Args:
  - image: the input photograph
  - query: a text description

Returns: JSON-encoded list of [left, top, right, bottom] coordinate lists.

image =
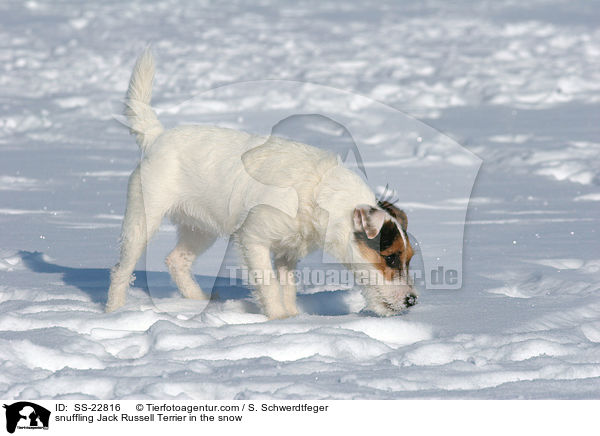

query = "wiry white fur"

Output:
[[124, 48, 164, 152], [107, 50, 415, 319]]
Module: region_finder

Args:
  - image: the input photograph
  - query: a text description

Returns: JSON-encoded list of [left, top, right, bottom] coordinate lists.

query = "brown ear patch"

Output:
[[378, 200, 408, 231], [355, 218, 413, 280]]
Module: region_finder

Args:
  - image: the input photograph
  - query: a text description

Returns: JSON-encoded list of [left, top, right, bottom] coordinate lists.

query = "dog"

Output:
[[106, 49, 416, 319]]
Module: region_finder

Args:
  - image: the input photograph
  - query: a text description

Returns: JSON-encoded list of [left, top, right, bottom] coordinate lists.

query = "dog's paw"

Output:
[[105, 289, 127, 313], [265, 306, 290, 320], [182, 288, 210, 300], [104, 301, 123, 313], [285, 307, 299, 318]]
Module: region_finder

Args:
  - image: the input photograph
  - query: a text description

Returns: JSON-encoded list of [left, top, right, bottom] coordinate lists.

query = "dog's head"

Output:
[[350, 201, 416, 315]]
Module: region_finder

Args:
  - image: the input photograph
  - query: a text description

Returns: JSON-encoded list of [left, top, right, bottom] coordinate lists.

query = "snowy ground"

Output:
[[1, 0, 599, 399]]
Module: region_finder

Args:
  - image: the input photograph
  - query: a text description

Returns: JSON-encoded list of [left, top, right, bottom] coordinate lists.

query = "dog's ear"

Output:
[[378, 200, 408, 231], [353, 205, 387, 239]]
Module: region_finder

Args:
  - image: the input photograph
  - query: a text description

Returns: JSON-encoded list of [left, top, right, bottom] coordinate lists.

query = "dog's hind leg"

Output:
[[106, 167, 170, 312], [166, 225, 216, 300]]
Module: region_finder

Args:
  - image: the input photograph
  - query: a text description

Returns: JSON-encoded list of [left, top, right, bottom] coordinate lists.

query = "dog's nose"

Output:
[[404, 294, 417, 307]]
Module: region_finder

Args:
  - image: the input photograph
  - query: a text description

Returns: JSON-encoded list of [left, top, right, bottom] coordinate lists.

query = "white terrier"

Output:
[[106, 49, 416, 319]]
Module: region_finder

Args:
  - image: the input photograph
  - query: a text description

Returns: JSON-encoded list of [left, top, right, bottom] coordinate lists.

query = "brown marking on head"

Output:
[[378, 200, 408, 231], [355, 213, 413, 280]]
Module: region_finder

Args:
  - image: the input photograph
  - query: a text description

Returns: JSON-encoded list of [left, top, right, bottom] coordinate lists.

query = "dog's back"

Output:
[[141, 123, 339, 236]]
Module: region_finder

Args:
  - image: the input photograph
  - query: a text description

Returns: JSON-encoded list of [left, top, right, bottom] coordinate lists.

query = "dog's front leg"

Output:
[[275, 259, 299, 317], [241, 243, 287, 320]]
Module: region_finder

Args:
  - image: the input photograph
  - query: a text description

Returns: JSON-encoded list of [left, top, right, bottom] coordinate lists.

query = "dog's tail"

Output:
[[124, 48, 164, 152]]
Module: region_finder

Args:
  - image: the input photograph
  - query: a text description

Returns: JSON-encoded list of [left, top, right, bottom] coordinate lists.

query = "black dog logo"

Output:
[[3, 402, 50, 433]]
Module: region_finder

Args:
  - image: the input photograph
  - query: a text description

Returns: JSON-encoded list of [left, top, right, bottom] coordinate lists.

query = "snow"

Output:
[[1, 0, 599, 399]]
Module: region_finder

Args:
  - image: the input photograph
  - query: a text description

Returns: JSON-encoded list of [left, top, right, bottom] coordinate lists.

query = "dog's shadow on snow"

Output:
[[18, 251, 351, 316]]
